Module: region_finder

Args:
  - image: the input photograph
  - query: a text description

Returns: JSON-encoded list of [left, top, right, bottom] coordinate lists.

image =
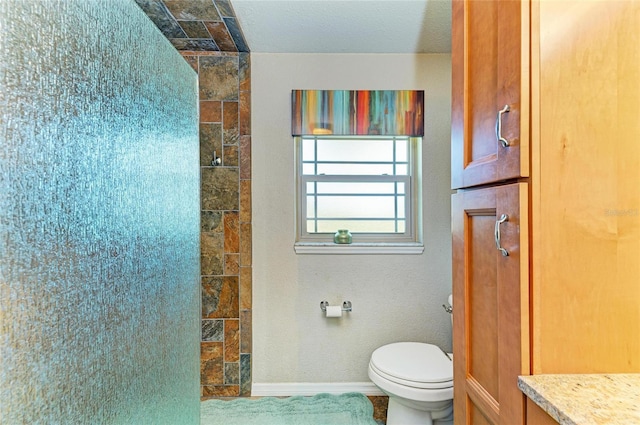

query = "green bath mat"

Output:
[[200, 392, 378, 425]]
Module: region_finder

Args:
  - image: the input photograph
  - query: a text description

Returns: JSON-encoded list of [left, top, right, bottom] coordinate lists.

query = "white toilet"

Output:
[[368, 295, 454, 425]]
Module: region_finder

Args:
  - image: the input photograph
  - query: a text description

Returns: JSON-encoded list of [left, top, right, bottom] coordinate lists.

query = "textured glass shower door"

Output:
[[1, 1, 201, 423]]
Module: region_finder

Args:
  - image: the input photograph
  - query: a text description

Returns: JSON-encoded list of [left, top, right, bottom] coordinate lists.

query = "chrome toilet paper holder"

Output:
[[320, 300, 352, 312]]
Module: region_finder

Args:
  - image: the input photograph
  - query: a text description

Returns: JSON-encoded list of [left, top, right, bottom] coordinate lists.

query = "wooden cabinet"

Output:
[[452, 1, 640, 424], [529, 0, 640, 376], [452, 183, 529, 425], [525, 400, 556, 425], [451, 0, 528, 190]]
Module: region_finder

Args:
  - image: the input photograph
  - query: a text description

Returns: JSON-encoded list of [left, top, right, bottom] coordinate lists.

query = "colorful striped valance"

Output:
[[291, 90, 424, 136]]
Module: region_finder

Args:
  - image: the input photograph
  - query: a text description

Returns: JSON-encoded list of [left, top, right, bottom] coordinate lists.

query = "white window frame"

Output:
[[294, 135, 424, 255]]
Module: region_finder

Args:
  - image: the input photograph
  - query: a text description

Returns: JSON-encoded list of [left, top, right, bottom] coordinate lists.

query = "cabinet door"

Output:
[[451, 0, 527, 189], [452, 183, 529, 425]]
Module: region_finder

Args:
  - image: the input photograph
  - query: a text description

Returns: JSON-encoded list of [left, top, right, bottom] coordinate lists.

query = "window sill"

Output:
[[294, 242, 424, 255]]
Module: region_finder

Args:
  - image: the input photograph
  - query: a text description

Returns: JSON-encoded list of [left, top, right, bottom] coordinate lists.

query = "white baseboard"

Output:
[[251, 382, 385, 397]]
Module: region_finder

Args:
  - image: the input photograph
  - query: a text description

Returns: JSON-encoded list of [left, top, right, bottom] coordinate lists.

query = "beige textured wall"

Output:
[[251, 53, 453, 387]]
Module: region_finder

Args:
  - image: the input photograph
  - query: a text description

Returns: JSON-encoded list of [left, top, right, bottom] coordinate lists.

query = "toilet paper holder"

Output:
[[320, 300, 352, 312]]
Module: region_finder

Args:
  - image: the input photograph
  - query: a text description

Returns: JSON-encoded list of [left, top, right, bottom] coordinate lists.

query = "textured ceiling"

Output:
[[136, 0, 452, 54], [231, 0, 452, 54]]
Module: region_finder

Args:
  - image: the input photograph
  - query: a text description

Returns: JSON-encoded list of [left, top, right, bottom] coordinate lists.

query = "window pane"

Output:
[[307, 221, 317, 233], [316, 182, 397, 195], [302, 138, 315, 161], [306, 196, 316, 219], [395, 139, 408, 162], [316, 138, 394, 162], [302, 163, 316, 175], [396, 164, 408, 175], [317, 163, 396, 175], [314, 220, 405, 233], [297, 136, 418, 241], [397, 196, 406, 218], [306, 182, 315, 194], [317, 196, 397, 218]]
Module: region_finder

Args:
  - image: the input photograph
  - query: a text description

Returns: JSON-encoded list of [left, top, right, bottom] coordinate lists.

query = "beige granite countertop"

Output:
[[518, 374, 640, 425]]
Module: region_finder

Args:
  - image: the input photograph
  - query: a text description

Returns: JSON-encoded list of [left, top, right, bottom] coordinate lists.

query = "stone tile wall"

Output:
[[182, 51, 252, 397]]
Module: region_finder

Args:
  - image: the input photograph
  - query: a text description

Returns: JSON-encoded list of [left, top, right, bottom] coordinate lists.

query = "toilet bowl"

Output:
[[368, 296, 454, 425]]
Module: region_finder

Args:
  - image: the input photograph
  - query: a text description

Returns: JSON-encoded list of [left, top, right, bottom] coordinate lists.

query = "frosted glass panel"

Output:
[[317, 196, 396, 218], [316, 182, 400, 194], [314, 220, 405, 233], [0, 1, 200, 423], [317, 163, 395, 175], [316, 139, 395, 162]]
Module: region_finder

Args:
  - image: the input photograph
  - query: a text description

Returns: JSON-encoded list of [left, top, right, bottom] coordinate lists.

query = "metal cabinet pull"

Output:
[[496, 104, 510, 147], [494, 213, 509, 256]]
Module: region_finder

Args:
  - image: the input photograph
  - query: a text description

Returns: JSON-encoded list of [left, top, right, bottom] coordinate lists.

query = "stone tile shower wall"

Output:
[[182, 51, 252, 397], [1, 0, 200, 423]]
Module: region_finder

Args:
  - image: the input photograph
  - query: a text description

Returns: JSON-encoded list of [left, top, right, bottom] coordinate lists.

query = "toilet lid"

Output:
[[370, 342, 453, 385]]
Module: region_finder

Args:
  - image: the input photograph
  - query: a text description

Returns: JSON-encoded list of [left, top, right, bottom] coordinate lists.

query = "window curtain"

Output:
[[291, 90, 424, 136]]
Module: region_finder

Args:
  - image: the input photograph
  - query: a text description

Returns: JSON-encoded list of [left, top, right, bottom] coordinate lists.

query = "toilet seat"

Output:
[[370, 342, 453, 390]]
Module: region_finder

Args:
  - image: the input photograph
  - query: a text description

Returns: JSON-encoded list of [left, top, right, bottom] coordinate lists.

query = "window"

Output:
[[295, 135, 423, 253]]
